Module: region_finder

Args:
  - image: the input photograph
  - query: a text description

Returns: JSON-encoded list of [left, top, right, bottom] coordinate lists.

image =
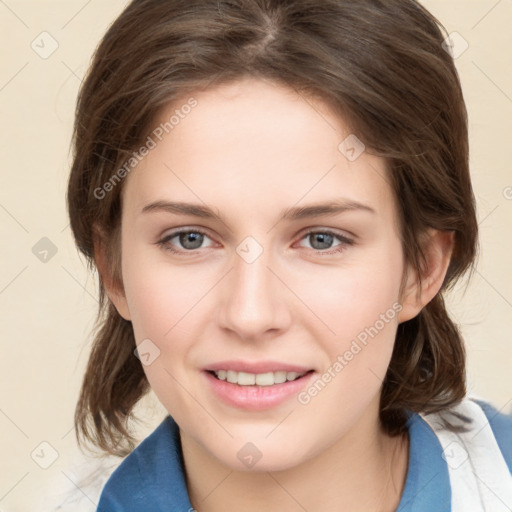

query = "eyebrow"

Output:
[[141, 199, 375, 222]]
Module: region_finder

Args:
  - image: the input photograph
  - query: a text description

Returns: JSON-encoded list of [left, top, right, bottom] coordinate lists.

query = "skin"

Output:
[[97, 76, 454, 511]]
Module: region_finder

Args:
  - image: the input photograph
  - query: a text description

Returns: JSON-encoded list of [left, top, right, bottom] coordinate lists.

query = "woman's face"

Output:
[[113, 77, 414, 471]]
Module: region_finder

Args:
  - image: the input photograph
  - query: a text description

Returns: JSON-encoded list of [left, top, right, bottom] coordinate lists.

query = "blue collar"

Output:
[[396, 411, 451, 511]]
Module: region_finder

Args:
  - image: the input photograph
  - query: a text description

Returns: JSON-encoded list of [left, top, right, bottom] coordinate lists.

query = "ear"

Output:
[[93, 226, 131, 321], [398, 229, 454, 323]]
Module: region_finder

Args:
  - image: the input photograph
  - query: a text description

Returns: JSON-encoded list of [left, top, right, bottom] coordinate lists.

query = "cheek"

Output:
[[294, 239, 404, 406], [121, 244, 205, 340], [119, 248, 201, 410], [294, 267, 402, 444], [119, 244, 218, 392], [297, 241, 404, 347]]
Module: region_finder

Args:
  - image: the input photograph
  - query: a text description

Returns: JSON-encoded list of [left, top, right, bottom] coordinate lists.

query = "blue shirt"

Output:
[[97, 400, 512, 511]]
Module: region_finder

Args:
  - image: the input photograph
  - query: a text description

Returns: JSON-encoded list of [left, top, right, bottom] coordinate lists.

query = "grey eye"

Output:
[[307, 232, 335, 250], [177, 232, 205, 250]]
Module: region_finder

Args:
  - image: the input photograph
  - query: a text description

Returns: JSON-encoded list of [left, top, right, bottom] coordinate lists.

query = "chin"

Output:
[[210, 437, 315, 473]]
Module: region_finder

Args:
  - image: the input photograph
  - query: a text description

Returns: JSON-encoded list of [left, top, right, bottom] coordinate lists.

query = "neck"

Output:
[[180, 403, 409, 512]]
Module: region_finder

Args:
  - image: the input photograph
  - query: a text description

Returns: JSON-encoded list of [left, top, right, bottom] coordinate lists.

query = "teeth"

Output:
[[214, 369, 307, 386], [237, 372, 256, 385]]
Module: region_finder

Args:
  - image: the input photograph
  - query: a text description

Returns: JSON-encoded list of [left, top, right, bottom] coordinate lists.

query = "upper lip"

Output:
[[204, 360, 313, 374]]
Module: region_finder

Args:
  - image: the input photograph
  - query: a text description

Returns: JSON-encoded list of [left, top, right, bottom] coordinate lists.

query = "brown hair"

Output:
[[68, 0, 478, 457]]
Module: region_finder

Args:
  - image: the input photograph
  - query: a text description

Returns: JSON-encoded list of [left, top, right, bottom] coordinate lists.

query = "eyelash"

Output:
[[156, 228, 354, 256]]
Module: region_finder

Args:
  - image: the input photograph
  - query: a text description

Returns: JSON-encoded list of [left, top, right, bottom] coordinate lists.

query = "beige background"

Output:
[[0, 1, 511, 510]]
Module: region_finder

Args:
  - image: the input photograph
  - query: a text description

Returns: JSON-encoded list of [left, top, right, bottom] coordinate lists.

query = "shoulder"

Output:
[[420, 395, 512, 474], [473, 397, 512, 473], [97, 415, 191, 511], [396, 396, 512, 512]]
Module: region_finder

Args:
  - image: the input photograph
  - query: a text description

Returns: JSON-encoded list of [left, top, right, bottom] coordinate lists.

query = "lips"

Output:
[[203, 367, 316, 411], [201, 359, 315, 410]]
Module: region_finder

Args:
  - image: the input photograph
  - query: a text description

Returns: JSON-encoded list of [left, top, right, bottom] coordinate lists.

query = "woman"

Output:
[[65, 1, 512, 510]]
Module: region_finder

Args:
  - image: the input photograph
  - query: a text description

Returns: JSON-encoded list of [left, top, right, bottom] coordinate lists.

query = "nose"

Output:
[[216, 247, 292, 342]]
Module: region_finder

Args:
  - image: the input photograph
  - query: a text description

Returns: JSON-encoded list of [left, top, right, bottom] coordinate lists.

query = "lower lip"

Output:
[[203, 370, 315, 411]]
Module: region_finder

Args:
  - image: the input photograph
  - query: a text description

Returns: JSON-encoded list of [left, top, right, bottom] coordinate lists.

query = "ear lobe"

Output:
[[93, 226, 131, 321], [398, 229, 454, 323]]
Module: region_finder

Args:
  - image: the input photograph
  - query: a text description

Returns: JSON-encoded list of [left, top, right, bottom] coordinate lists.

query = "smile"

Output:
[[204, 368, 315, 411]]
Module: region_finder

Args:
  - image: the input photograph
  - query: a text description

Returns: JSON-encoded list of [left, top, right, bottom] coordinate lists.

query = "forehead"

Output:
[[122, 77, 397, 227]]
